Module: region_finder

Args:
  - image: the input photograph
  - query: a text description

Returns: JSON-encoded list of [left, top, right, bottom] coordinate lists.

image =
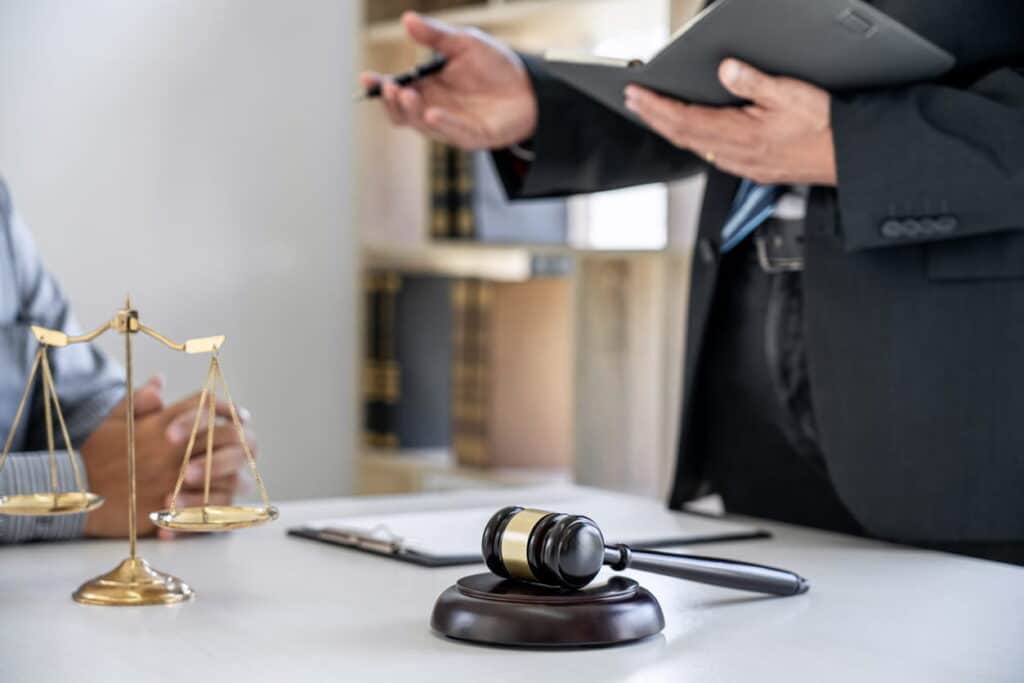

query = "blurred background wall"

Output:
[[0, 0, 360, 500]]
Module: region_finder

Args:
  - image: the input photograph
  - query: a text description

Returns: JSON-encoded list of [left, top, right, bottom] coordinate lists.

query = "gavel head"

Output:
[[482, 507, 606, 589]]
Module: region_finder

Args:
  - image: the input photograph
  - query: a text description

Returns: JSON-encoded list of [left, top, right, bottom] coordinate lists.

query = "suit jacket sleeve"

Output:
[[832, 66, 1024, 251], [494, 55, 704, 200]]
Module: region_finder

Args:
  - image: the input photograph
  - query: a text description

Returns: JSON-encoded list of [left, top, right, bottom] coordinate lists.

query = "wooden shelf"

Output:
[[362, 242, 675, 280], [364, 243, 539, 281]]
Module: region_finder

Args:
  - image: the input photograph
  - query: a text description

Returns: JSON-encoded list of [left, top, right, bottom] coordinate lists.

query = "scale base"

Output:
[[431, 573, 664, 648], [72, 557, 193, 606]]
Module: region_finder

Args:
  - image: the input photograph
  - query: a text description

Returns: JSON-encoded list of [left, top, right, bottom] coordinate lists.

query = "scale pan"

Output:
[[149, 504, 279, 532], [0, 492, 104, 516]]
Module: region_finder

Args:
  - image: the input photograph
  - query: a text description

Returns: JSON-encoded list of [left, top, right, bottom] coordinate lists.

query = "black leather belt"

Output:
[[755, 218, 805, 273]]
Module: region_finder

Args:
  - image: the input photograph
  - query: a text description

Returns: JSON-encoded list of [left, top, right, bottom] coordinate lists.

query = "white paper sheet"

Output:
[[301, 489, 762, 558]]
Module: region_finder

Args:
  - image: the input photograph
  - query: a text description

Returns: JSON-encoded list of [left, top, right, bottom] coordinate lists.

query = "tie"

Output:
[[720, 180, 782, 253]]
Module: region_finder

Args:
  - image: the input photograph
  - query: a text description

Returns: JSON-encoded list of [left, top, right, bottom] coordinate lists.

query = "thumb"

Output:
[[109, 374, 165, 418], [719, 59, 782, 108], [402, 11, 461, 55]]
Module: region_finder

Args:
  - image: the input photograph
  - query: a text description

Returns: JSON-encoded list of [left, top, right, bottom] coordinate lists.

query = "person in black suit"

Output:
[[362, 3, 1024, 563]]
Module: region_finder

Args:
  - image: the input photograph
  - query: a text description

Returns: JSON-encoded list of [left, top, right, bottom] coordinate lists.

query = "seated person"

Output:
[[0, 178, 254, 543]]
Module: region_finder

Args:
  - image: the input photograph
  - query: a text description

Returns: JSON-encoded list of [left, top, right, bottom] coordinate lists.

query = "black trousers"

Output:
[[693, 239, 864, 535], [692, 238, 1024, 565]]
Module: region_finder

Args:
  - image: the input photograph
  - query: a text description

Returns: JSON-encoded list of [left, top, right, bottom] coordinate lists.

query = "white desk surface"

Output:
[[2, 485, 1022, 683]]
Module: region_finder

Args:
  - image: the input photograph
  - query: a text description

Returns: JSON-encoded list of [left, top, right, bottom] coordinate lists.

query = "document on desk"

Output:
[[288, 488, 768, 567]]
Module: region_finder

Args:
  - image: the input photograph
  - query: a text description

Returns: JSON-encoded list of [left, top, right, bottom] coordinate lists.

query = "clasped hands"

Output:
[[363, 12, 837, 187], [80, 374, 255, 539]]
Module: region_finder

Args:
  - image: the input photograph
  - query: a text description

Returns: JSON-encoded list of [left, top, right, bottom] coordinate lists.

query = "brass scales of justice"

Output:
[[0, 297, 277, 606]]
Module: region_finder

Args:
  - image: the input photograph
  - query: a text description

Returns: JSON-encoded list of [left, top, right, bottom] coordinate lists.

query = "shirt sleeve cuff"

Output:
[[0, 451, 89, 543]]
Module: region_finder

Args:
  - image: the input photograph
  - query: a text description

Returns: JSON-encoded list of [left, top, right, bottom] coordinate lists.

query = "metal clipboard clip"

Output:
[[318, 524, 406, 555]]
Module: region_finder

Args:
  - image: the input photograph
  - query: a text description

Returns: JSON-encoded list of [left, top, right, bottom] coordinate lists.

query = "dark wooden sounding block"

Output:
[[431, 573, 665, 648]]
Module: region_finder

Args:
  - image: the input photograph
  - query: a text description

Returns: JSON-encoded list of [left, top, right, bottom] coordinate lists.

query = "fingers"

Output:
[[134, 374, 165, 416], [109, 374, 165, 418], [182, 446, 250, 487], [167, 411, 254, 450], [719, 59, 828, 121], [358, 71, 380, 90], [373, 78, 481, 148], [401, 11, 461, 55], [380, 80, 411, 126], [423, 107, 482, 149], [719, 59, 782, 108], [396, 86, 431, 134], [163, 394, 248, 441], [624, 86, 759, 158], [194, 422, 256, 451]]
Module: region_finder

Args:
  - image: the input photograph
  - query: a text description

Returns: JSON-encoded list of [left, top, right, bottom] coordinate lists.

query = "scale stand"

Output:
[[0, 296, 277, 606]]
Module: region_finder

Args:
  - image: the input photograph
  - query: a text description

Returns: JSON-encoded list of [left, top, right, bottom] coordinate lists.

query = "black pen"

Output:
[[357, 55, 449, 101]]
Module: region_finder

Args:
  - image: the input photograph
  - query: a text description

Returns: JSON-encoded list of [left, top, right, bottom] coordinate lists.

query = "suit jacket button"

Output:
[[881, 219, 903, 238], [903, 219, 923, 237], [936, 216, 958, 234], [920, 218, 939, 235], [698, 237, 717, 264]]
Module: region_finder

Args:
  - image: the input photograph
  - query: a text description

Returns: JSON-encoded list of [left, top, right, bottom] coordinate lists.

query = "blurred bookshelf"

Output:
[[358, 0, 706, 498]]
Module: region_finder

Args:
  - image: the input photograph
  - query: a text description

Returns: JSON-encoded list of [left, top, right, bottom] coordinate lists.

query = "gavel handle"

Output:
[[605, 545, 809, 597]]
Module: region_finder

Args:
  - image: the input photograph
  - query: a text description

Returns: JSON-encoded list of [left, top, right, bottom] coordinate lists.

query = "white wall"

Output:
[[0, 0, 360, 500]]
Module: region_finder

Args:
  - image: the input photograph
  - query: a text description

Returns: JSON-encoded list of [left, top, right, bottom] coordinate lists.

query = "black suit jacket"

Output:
[[498, 1, 1024, 542]]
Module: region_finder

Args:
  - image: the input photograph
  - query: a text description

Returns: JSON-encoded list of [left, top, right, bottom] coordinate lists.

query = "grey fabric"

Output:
[[0, 177, 124, 543], [496, 1, 1024, 543]]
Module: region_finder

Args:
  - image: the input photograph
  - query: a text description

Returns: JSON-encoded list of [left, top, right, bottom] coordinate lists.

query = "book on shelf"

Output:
[[450, 279, 491, 465], [363, 273, 572, 470], [451, 278, 573, 469], [363, 273, 454, 450], [429, 142, 569, 245], [363, 272, 400, 449]]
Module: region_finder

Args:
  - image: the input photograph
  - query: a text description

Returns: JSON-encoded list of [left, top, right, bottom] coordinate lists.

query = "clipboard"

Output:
[[287, 526, 483, 567], [287, 503, 770, 568]]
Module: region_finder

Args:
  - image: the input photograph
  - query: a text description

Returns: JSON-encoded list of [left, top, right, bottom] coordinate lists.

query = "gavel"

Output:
[[482, 506, 809, 596]]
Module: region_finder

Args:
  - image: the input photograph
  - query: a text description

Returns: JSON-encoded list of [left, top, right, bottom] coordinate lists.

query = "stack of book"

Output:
[[364, 273, 454, 450], [362, 273, 572, 470], [429, 143, 569, 245]]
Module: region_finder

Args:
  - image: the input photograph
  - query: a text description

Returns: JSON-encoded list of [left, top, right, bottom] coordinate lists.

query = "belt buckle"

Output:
[[755, 222, 804, 274]]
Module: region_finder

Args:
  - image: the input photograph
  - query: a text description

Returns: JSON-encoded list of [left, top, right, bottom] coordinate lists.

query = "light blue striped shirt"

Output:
[[0, 178, 124, 543]]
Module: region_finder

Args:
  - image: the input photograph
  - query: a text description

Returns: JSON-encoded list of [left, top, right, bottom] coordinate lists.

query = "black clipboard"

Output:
[[287, 523, 771, 568]]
